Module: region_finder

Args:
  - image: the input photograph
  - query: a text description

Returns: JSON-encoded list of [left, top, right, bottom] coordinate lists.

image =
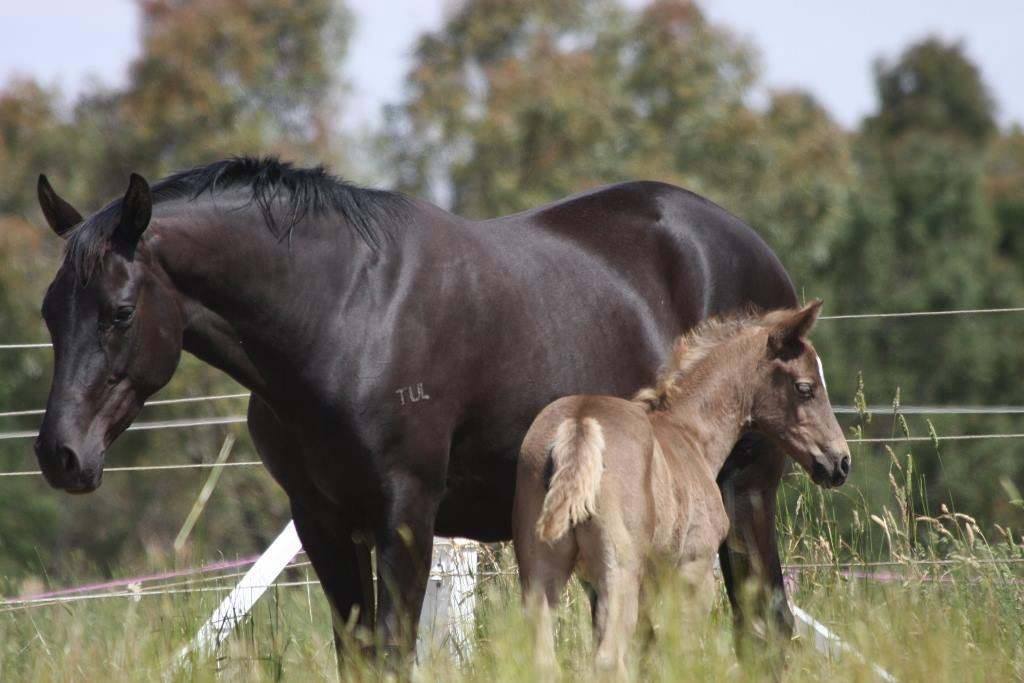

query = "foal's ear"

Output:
[[37, 175, 83, 238], [113, 173, 152, 250], [768, 299, 823, 355]]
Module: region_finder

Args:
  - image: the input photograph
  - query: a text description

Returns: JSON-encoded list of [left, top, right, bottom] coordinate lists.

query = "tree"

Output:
[[740, 90, 853, 292], [826, 38, 1024, 529], [384, 0, 765, 218], [868, 38, 996, 145]]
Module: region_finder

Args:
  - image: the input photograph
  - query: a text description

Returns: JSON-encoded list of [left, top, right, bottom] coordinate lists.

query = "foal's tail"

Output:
[[536, 417, 605, 543]]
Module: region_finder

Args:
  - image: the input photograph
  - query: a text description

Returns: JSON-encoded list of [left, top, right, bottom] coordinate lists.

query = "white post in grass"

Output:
[[417, 539, 479, 662], [176, 522, 480, 669], [710, 557, 895, 682], [175, 520, 303, 665], [791, 604, 897, 682]]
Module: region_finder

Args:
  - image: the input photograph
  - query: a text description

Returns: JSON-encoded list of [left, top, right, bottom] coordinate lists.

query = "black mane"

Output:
[[66, 157, 409, 279]]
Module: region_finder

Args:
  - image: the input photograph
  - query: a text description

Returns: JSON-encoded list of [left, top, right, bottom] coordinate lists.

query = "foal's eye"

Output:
[[795, 381, 814, 399], [113, 306, 135, 327]]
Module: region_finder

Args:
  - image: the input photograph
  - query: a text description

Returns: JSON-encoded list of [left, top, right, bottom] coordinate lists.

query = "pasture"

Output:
[[3, 448, 1022, 682], [2, 2, 1023, 677]]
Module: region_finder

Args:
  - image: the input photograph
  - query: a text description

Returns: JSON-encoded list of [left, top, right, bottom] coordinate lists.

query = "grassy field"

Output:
[[2, 447, 1022, 682]]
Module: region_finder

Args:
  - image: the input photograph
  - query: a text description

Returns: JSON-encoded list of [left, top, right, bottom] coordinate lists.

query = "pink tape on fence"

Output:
[[4, 554, 261, 603], [785, 567, 1023, 589]]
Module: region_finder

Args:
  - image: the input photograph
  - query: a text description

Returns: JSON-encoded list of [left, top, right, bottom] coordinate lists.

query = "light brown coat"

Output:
[[513, 302, 850, 675]]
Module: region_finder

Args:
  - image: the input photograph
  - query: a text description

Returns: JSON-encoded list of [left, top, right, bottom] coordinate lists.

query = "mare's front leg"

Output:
[[291, 502, 375, 654], [717, 433, 793, 661], [247, 397, 376, 662], [374, 462, 446, 661]]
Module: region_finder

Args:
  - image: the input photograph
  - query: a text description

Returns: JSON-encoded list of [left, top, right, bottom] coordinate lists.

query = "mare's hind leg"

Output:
[[718, 433, 792, 662]]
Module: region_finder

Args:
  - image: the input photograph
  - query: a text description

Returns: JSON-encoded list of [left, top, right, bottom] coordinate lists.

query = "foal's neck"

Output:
[[658, 334, 760, 477]]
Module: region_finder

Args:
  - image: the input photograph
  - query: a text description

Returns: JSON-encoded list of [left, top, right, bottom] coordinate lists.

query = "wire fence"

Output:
[[4, 390, 1024, 423], [1, 304, 1021, 353], [4, 392, 1024, 422], [3, 551, 1021, 615], [818, 305, 1024, 321], [0, 303, 1022, 616], [0, 392, 250, 419], [0, 415, 247, 442], [1, 429, 1023, 480], [2, 301, 1024, 478]]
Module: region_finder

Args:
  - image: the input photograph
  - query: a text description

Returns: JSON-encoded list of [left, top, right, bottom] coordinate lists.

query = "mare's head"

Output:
[[34, 174, 184, 493], [749, 300, 850, 487]]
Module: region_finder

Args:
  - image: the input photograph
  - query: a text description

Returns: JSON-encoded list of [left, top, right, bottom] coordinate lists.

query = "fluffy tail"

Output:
[[536, 417, 606, 543]]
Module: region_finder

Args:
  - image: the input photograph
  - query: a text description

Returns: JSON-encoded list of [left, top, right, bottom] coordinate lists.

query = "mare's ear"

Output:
[[768, 299, 823, 355], [37, 175, 83, 237], [112, 173, 152, 250]]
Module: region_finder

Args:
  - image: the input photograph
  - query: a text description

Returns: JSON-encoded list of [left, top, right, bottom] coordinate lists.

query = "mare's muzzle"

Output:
[[34, 428, 105, 494]]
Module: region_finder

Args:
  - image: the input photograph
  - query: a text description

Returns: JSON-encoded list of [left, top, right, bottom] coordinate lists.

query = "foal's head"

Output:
[[747, 300, 850, 487]]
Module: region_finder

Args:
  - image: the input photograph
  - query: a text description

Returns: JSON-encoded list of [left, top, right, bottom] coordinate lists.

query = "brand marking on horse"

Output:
[[395, 383, 431, 406]]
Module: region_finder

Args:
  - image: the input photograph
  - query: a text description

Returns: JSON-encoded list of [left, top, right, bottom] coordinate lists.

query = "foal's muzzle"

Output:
[[811, 450, 851, 488]]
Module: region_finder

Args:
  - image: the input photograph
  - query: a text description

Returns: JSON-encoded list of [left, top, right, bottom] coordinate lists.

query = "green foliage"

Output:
[[868, 38, 996, 144]]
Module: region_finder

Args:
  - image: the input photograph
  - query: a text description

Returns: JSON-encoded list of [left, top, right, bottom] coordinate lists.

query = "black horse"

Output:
[[33, 157, 798, 658]]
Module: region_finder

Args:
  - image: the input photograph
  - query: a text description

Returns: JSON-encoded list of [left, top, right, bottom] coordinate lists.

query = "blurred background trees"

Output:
[[1, 0, 1022, 587]]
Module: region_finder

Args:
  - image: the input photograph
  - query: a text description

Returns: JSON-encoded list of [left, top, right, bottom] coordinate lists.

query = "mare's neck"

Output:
[[657, 335, 759, 477], [148, 198, 369, 400]]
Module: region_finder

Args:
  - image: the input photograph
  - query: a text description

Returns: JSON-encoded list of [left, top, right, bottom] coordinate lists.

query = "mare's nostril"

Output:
[[839, 455, 851, 476], [59, 446, 80, 475]]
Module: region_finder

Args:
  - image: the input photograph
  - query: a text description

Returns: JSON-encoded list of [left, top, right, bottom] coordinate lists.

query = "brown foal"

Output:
[[513, 301, 850, 674]]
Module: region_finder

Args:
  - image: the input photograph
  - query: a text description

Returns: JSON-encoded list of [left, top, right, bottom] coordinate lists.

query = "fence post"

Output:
[[176, 527, 481, 669]]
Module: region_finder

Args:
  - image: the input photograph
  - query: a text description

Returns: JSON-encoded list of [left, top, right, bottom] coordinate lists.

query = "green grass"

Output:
[[0, 549, 1021, 682], [2, 440, 1022, 682]]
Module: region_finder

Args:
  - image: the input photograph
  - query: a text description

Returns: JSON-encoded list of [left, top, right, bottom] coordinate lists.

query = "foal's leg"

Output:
[[676, 556, 719, 651], [592, 567, 641, 679], [579, 520, 641, 679], [375, 467, 444, 661], [515, 533, 576, 672], [513, 464, 577, 673]]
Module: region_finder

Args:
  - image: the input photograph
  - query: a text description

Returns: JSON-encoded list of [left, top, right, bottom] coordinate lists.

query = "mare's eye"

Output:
[[113, 306, 135, 327], [795, 381, 814, 399]]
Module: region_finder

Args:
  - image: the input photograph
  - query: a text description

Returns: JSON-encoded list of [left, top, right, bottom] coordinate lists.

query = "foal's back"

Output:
[[515, 395, 658, 572]]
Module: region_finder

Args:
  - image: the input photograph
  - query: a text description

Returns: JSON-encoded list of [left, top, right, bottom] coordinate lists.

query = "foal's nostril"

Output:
[[58, 446, 80, 475], [839, 455, 851, 476]]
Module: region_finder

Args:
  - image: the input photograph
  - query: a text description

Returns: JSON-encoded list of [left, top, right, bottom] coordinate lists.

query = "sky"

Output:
[[1, 0, 1022, 130]]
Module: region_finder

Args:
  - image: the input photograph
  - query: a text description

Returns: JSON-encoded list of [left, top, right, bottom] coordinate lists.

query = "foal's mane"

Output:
[[633, 307, 794, 412], [66, 157, 410, 279]]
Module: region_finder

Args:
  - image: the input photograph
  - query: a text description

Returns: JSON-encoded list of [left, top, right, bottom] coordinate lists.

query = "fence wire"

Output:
[[3, 555, 1022, 615]]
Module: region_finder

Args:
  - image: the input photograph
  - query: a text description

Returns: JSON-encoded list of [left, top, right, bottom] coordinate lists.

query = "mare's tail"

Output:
[[536, 417, 605, 543]]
